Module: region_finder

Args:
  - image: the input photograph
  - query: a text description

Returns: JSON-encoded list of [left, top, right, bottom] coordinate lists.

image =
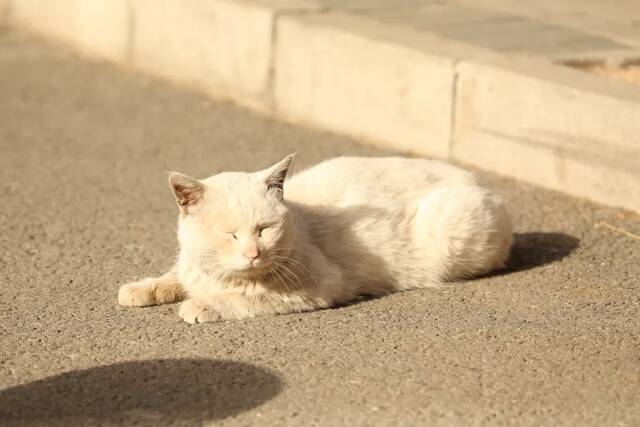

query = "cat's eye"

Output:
[[257, 225, 270, 237], [227, 232, 238, 240]]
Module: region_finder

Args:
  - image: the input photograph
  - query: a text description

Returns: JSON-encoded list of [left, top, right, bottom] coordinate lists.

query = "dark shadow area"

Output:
[[0, 358, 282, 427], [503, 232, 580, 274]]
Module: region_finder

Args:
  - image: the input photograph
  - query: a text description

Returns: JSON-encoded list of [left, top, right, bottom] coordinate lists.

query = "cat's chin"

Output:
[[227, 260, 273, 279]]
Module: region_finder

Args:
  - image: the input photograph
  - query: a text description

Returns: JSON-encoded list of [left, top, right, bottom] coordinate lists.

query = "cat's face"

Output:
[[170, 155, 295, 278]]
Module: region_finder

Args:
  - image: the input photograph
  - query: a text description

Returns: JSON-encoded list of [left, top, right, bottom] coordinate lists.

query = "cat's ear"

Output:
[[264, 154, 295, 197], [168, 172, 205, 213]]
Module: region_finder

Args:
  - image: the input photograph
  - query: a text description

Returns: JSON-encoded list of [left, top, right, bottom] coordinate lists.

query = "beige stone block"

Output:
[[274, 14, 456, 158], [453, 60, 640, 212], [10, 0, 129, 61], [130, 0, 275, 107]]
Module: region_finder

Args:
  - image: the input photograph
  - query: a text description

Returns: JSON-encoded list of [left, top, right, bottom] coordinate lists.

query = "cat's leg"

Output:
[[413, 185, 513, 281], [178, 292, 331, 324], [118, 267, 186, 307]]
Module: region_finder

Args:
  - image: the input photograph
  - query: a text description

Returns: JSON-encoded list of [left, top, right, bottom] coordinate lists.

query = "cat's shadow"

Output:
[[499, 231, 580, 275], [0, 358, 282, 426]]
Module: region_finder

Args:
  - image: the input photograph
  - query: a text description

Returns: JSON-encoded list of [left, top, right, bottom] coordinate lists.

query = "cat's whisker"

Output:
[[270, 264, 292, 293], [273, 261, 305, 293], [270, 247, 300, 255], [272, 255, 316, 283], [272, 262, 301, 294], [275, 257, 312, 275], [271, 254, 304, 265], [273, 264, 298, 293], [275, 261, 305, 292]]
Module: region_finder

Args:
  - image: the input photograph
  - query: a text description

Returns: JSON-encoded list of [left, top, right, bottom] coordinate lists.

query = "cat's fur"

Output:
[[118, 156, 512, 323]]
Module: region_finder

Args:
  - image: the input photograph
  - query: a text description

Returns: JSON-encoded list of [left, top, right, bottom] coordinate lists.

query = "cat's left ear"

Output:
[[264, 154, 295, 198]]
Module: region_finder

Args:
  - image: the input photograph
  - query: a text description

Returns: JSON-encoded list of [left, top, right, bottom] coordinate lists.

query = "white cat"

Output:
[[118, 156, 512, 323]]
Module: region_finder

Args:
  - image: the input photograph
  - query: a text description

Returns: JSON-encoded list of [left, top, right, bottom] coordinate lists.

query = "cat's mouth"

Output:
[[201, 259, 271, 279]]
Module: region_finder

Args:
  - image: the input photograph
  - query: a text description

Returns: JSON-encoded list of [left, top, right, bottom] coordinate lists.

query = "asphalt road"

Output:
[[1, 30, 639, 426]]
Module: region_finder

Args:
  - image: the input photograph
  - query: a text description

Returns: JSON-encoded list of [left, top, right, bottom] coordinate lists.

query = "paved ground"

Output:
[[1, 31, 639, 426], [321, 0, 640, 57]]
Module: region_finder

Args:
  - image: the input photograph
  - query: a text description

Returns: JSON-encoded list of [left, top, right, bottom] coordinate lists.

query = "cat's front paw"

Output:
[[178, 299, 222, 324], [118, 279, 156, 307]]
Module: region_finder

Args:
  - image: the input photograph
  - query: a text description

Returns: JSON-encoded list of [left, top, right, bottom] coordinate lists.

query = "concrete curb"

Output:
[[5, 0, 640, 213], [274, 13, 465, 158], [453, 57, 640, 213]]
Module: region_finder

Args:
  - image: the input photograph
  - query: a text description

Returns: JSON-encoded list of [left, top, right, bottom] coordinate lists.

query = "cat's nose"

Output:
[[243, 247, 260, 261]]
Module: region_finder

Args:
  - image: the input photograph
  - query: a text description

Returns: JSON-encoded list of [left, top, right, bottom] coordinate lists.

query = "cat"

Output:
[[118, 155, 512, 323]]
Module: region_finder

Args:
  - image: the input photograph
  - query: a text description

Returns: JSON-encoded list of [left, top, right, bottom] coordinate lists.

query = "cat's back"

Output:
[[286, 156, 475, 206]]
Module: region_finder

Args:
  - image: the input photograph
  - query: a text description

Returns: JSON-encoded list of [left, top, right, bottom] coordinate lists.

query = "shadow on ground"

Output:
[[504, 232, 580, 274], [0, 358, 281, 426]]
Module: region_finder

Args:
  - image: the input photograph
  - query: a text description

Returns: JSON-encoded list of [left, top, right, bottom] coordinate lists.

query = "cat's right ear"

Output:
[[168, 172, 205, 214]]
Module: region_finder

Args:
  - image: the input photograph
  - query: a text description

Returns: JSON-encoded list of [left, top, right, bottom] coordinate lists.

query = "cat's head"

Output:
[[169, 155, 295, 279]]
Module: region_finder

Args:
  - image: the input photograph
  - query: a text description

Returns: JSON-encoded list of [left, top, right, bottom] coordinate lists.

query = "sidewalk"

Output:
[[1, 30, 639, 426], [3, 0, 640, 213], [320, 0, 640, 57]]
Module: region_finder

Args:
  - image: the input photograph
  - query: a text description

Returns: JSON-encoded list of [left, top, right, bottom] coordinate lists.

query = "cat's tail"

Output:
[[413, 185, 513, 282]]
